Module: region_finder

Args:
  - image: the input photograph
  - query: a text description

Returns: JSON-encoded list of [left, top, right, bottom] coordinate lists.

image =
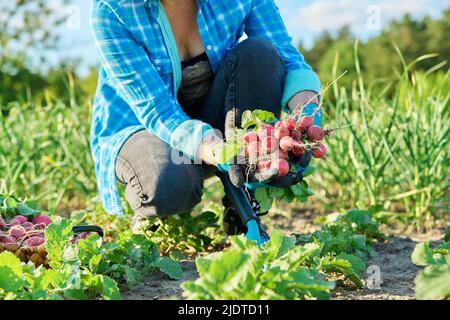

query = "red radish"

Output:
[[78, 232, 89, 240], [245, 141, 259, 157], [10, 218, 21, 226], [32, 214, 52, 227], [274, 121, 283, 129], [24, 236, 46, 247], [244, 131, 258, 144], [298, 116, 314, 131], [279, 136, 295, 152], [34, 231, 45, 238], [306, 125, 325, 142], [292, 144, 305, 157], [282, 118, 296, 131], [22, 221, 34, 231], [257, 125, 275, 140], [260, 136, 278, 153], [13, 215, 28, 224], [9, 225, 26, 240], [72, 232, 90, 244], [274, 126, 289, 140], [270, 158, 289, 177], [0, 235, 17, 244], [246, 142, 260, 165], [72, 232, 89, 244], [257, 159, 271, 171], [276, 149, 289, 160], [290, 130, 302, 141], [313, 144, 327, 158], [0, 217, 5, 229]]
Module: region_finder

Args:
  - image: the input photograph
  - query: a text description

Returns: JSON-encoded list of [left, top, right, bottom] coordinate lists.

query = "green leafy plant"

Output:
[[182, 230, 335, 300], [183, 208, 382, 299], [0, 217, 182, 300], [241, 109, 278, 130], [138, 211, 225, 256], [297, 208, 383, 288], [305, 208, 383, 257], [411, 238, 450, 300], [69, 199, 132, 241], [0, 250, 120, 300], [255, 178, 315, 212], [0, 194, 41, 220]]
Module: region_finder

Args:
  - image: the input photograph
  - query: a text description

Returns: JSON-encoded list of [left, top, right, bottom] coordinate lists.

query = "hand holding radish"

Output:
[[242, 102, 326, 188], [216, 101, 329, 192]]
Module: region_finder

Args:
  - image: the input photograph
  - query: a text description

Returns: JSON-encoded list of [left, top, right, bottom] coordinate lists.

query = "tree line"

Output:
[[301, 10, 450, 90], [0, 5, 448, 106]]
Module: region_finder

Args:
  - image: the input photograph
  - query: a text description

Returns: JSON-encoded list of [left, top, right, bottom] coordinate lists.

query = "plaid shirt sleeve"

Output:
[[245, 0, 322, 107], [90, 2, 214, 159]]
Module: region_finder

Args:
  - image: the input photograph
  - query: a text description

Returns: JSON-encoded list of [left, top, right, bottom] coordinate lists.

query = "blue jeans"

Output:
[[115, 38, 284, 217]]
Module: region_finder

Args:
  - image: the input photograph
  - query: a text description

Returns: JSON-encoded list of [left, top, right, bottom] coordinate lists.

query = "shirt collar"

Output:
[[143, 0, 209, 15]]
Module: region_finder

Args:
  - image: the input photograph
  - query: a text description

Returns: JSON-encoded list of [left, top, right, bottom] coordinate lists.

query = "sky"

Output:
[[54, 0, 449, 74]]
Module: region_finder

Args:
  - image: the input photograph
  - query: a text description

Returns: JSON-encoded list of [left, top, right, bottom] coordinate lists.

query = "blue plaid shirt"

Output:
[[90, 0, 321, 215]]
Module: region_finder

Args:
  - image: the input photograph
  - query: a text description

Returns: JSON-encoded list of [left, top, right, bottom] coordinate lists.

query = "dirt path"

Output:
[[121, 209, 443, 300], [272, 209, 443, 300], [334, 237, 419, 299], [335, 230, 445, 300], [122, 261, 198, 300]]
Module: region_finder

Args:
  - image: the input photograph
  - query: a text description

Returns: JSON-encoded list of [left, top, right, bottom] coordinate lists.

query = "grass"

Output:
[[311, 45, 449, 229], [0, 59, 448, 229], [0, 98, 95, 212]]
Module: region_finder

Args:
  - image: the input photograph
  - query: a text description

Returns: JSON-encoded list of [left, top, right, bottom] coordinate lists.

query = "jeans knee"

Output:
[[127, 163, 204, 217], [154, 165, 203, 216], [233, 37, 284, 73]]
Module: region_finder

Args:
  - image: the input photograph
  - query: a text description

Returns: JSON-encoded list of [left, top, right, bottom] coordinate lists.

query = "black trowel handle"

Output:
[[217, 172, 257, 225], [72, 225, 104, 237]]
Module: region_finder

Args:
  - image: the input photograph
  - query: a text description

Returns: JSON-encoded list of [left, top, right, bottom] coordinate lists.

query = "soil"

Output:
[[333, 237, 422, 300], [121, 208, 445, 300], [122, 261, 198, 300]]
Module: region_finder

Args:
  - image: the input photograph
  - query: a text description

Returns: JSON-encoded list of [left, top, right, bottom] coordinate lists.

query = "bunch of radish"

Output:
[[243, 115, 328, 178], [72, 232, 89, 244], [0, 214, 52, 247]]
